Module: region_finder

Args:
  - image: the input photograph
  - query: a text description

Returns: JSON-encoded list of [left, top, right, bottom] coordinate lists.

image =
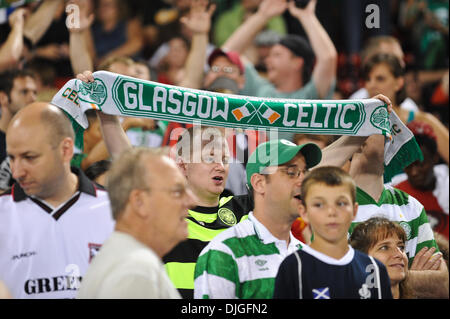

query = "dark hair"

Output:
[[293, 134, 335, 147], [349, 217, 415, 299], [301, 166, 356, 203], [350, 217, 406, 253], [362, 53, 406, 104], [84, 160, 112, 183], [0, 69, 36, 97], [279, 35, 314, 84], [415, 134, 438, 156]]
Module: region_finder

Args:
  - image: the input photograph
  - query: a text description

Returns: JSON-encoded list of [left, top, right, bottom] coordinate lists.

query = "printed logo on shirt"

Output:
[[255, 259, 269, 271], [399, 221, 412, 240], [11, 251, 37, 261], [312, 287, 330, 299], [218, 208, 237, 226]]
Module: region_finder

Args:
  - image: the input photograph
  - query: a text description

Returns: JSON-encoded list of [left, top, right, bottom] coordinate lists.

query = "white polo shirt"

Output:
[[0, 168, 115, 299]]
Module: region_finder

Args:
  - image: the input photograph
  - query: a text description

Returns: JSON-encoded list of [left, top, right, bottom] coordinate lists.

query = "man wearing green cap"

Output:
[[194, 139, 322, 299]]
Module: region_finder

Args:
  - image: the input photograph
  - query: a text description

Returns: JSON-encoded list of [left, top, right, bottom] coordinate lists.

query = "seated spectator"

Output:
[[274, 167, 393, 299], [350, 217, 416, 299], [77, 147, 196, 298], [0, 102, 114, 298], [91, 0, 144, 68], [363, 52, 449, 165], [391, 121, 448, 239]]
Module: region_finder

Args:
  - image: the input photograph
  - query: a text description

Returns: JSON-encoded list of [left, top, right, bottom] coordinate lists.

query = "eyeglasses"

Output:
[[278, 166, 308, 179], [210, 65, 237, 74], [142, 186, 191, 199]]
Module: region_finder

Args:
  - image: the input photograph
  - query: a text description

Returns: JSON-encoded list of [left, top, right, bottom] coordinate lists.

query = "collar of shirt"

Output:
[[248, 212, 302, 250], [301, 244, 355, 265]]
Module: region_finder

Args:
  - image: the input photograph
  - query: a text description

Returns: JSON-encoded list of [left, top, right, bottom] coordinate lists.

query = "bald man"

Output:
[[0, 102, 115, 299]]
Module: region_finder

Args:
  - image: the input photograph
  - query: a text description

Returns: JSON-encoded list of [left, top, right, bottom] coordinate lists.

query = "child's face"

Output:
[[300, 183, 357, 245]]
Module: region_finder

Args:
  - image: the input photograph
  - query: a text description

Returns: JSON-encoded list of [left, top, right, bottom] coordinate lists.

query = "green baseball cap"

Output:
[[246, 139, 322, 188]]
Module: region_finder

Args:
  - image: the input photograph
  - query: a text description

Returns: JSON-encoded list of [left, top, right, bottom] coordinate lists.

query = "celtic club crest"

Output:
[[370, 106, 390, 132], [78, 79, 107, 106], [218, 208, 237, 226]]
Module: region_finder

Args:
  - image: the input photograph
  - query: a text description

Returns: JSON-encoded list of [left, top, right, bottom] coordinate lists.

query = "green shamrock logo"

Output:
[[370, 106, 390, 131], [79, 79, 107, 106]]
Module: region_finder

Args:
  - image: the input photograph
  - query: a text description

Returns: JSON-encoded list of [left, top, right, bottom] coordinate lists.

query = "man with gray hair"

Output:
[[78, 147, 197, 298]]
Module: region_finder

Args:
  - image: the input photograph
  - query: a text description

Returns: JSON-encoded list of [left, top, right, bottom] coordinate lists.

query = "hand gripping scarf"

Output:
[[50, 71, 422, 181]]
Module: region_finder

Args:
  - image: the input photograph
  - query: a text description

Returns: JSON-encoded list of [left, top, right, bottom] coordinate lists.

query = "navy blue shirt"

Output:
[[274, 245, 393, 299]]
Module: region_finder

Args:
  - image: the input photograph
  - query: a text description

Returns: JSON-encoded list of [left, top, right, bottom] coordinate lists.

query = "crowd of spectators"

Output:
[[0, 0, 448, 301]]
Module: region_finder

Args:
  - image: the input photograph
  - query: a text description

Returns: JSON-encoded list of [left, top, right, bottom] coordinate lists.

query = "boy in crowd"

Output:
[[273, 166, 392, 299]]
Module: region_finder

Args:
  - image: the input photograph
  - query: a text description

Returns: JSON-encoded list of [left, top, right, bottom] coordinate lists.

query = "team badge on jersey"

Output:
[[312, 287, 330, 299], [88, 243, 102, 262], [218, 208, 237, 226], [399, 221, 412, 240]]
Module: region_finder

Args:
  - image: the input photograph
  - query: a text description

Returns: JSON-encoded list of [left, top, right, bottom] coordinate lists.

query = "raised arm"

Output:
[[178, 0, 216, 89], [68, 0, 95, 74], [95, 18, 144, 67], [222, 0, 287, 54], [76, 71, 131, 159], [0, 8, 27, 72], [23, 0, 63, 45], [319, 95, 392, 170], [287, 0, 337, 98]]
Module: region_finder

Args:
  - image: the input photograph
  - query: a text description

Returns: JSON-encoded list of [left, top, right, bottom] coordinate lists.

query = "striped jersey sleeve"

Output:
[[351, 186, 438, 264]]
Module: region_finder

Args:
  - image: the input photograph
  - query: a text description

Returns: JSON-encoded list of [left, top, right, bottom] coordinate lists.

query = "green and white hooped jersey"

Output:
[[349, 186, 438, 264], [194, 212, 303, 299]]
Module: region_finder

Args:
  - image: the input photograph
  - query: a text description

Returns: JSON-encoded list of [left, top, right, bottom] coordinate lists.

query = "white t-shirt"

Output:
[[78, 231, 181, 299], [0, 169, 115, 299]]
